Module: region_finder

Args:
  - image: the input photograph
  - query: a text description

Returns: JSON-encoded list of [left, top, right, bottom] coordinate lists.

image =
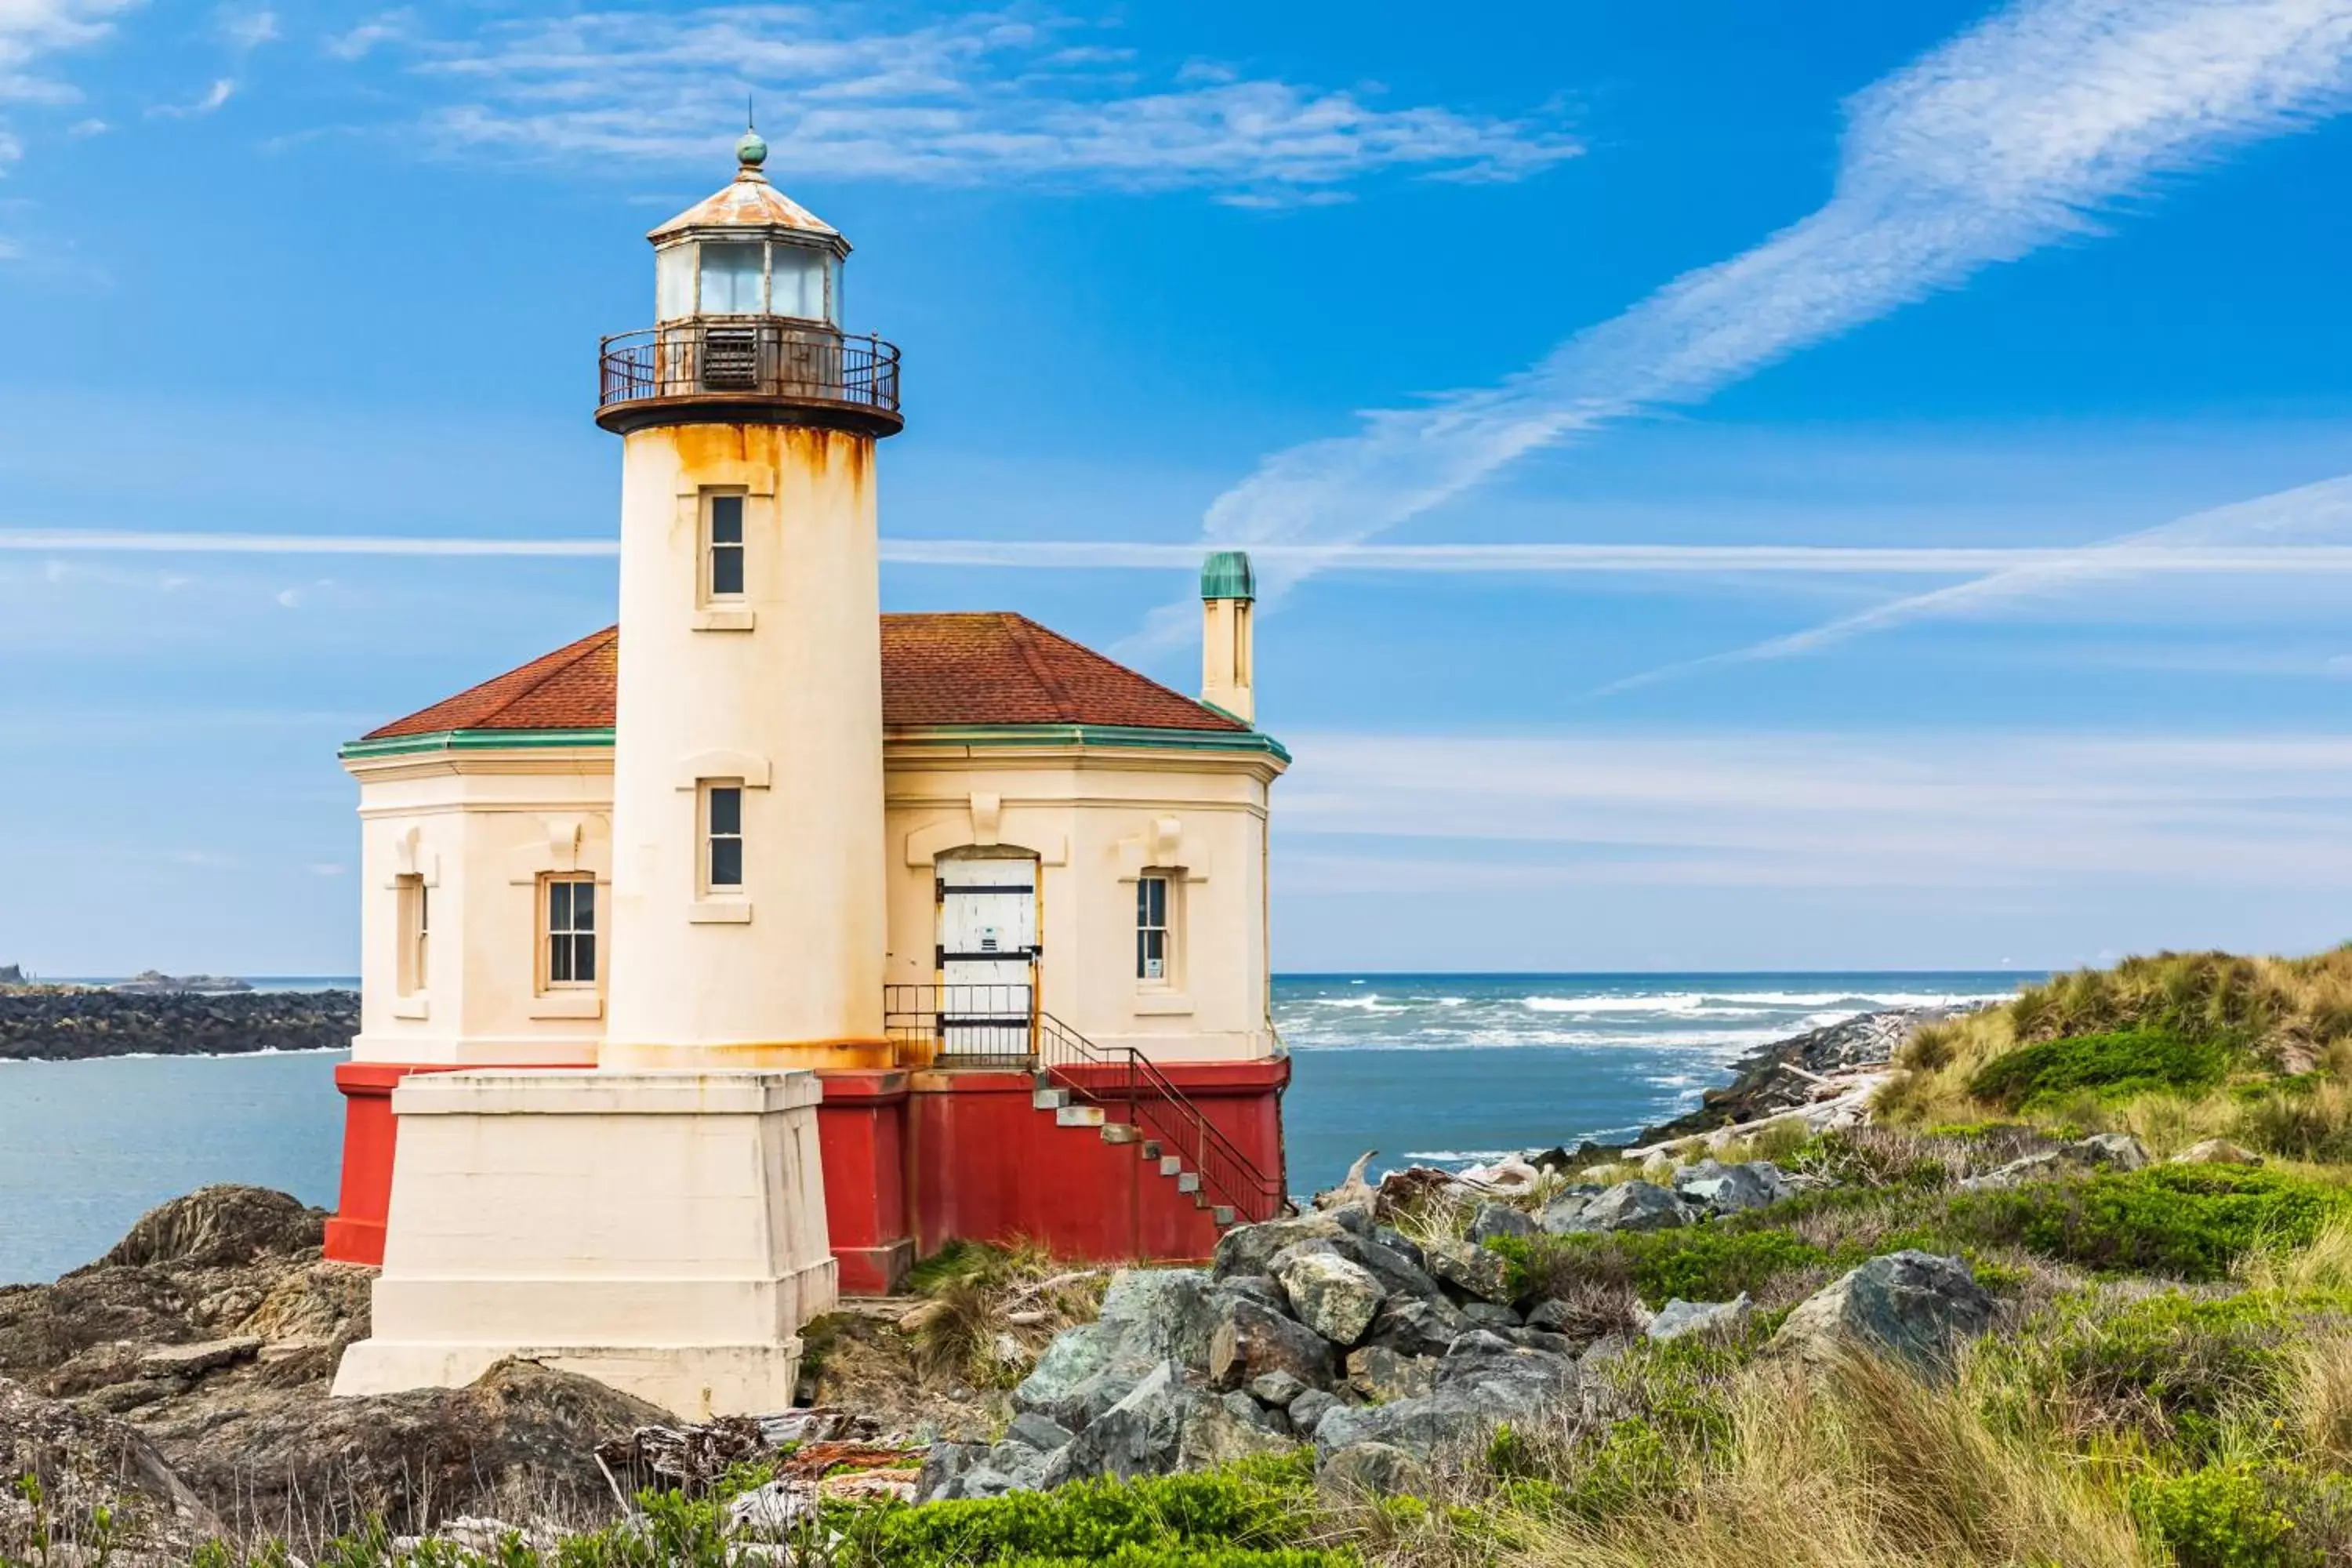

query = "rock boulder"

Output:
[[1771, 1251, 1994, 1374], [1272, 1247, 1385, 1346]]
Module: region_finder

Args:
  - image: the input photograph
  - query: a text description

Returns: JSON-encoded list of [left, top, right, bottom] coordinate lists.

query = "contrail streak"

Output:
[[25, 529, 2352, 576], [1130, 0, 2352, 652]]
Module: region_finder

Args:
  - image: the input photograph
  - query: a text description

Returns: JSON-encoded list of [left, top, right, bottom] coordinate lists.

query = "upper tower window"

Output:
[[653, 239, 840, 323], [701, 241, 764, 314], [706, 493, 746, 600]]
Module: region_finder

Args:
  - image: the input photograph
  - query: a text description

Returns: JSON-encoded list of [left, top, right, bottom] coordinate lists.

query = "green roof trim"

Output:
[[343, 721, 1290, 765], [1200, 550, 1255, 602], [341, 727, 619, 760]]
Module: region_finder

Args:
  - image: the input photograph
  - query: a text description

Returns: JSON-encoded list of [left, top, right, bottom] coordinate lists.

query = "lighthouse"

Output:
[[597, 128, 900, 1070], [328, 133, 1298, 1417], [330, 135, 882, 1417]]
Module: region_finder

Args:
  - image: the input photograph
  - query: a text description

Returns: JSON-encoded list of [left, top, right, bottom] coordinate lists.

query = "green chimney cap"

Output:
[[1200, 550, 1255, 602]]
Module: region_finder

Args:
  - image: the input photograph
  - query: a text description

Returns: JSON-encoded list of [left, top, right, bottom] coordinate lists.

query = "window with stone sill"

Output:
[[704, 493, 746, 604], [543, 875, 597, 990], [704, 783, 745, 894], [1136, 873, 1176, 986]]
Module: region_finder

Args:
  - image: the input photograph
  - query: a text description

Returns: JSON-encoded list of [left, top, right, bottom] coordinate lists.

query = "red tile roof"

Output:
[[361, 613, 1247, 741]]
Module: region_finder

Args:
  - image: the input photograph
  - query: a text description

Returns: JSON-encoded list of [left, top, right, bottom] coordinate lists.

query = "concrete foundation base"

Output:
[[332, 1068, 837, 1420]]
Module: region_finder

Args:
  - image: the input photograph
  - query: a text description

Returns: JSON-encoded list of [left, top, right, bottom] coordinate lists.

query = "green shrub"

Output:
[[2134, 1463, 2315, 1568], [1493, 1225, 1827, 1307], [1953, 1165, 2343, 1280], [2005, 1290, 2307, 1459], [1967, 1027, 2230, 1111], [183, 1457, 1346, 1568], [818, 1455, 1330, 1566]]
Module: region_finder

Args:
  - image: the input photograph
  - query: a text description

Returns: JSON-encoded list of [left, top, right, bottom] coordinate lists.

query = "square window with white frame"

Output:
[[705, 783, 745, 891], [706, 493, 746, 601], [1136, 873, 1172, 984], [544, 875, 597, 989]]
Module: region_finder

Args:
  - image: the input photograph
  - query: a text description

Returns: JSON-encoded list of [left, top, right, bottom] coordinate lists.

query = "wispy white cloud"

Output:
[[1596, 471, 2352, 693], [1281, 728, 2352, 895], [1161, 0, 2352, 646], [402, 6, 1580, 199], [0, 0, 136, 103], [325, 10, 408, 62], [217, 5, 274, 51], [0, 0, 136, 173], [147, 77, 234, 118]]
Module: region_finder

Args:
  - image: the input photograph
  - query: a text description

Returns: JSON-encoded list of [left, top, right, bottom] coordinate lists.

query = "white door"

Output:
[[936, 856, 1037, 1056]]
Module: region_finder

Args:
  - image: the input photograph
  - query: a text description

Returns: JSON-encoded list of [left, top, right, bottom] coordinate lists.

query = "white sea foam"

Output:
[[1523, 993, 1706, 1014]]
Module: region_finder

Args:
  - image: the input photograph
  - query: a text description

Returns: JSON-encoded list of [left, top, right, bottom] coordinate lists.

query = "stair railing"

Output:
[[879, 983, 1287, 1224], [1035, 1011, 1287, 1224]]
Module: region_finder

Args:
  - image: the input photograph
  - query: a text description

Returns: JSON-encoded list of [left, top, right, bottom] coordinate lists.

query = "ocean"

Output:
[[0, 971, 2027, 1285]]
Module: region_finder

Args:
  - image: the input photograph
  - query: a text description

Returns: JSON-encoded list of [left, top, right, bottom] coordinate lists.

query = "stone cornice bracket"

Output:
[[389, 825, 440, 887]]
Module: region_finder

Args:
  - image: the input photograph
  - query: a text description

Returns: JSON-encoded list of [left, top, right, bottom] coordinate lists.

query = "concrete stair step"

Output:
[[1175, 1171, 1201, 1195], [1210, 1206, 1236, 1227], [1055, 1105, 1106, 1129], [1139, 1141, 1163, 1161], [1100, 1123, 1141, 1145], [1031, 1087, 1069, 1111], [1158, 1155, 1182, 1177]]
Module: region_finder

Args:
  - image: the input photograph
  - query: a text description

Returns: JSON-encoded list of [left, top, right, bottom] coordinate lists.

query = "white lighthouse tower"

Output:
[[598, 129, 900, 1070], [332, 134, 891, 1417]]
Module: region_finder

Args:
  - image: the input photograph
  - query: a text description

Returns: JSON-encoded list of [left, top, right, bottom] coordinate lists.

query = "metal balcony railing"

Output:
[[882, 982, 1287, 1224], [597, 322, 901, 430]]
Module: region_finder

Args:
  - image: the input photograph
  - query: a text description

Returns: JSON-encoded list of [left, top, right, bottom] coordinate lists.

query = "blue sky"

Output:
[[9, 0, 2352, 975]]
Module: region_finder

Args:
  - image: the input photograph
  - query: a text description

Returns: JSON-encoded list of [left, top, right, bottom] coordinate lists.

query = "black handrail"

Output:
[[598, 323, 900, 416], [879, 982, 1285, 1223], [1036, 1011, 1286, 1224]]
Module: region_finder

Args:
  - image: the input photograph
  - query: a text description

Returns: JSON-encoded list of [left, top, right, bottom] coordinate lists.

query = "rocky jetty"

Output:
[[0, 988, 356, 1061], [110, 971, 254, 996], [1632, 1004, 1962, 1148]]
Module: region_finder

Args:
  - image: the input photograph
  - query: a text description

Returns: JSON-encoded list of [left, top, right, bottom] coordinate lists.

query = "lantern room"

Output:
[[651, 132, 847, 326], [596, 130, 900, 438]]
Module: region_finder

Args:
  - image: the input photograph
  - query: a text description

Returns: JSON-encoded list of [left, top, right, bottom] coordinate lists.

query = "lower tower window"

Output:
[[705, 784, 744, 891]]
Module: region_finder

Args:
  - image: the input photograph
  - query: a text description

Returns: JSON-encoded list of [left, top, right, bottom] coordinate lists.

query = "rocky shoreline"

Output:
[[0, 989, 358, 1062], [1626, 1003, 1965, 1149]]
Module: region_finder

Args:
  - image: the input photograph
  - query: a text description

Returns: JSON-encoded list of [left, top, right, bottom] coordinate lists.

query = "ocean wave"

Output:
[[1523, 994, 1704, 1014], [1286, 1027, 1792, 1053], [1402, 1149, 1513, 1164]]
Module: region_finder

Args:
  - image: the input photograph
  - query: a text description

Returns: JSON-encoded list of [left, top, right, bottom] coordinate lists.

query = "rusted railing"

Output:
[[880, 983, 1286, 1224], [598, 323, 900, 418], [884, 982, 1035, 1067]]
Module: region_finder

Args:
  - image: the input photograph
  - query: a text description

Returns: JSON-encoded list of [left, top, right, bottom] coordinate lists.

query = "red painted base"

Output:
[[323, 1056, 1290, 1284]]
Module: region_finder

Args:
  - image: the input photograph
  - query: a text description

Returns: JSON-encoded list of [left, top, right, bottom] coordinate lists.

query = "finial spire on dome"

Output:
[[735, 118, 768, 177]]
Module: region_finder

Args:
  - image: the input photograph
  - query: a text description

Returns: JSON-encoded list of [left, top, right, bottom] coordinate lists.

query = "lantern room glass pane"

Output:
[[700, 241, 764, 314], [771, 245, 826, 321], [655, 245, 694, 321]]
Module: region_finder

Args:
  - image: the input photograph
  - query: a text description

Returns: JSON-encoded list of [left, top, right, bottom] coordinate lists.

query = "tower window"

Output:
[[1136, 875, 1171, 983], [706, 785, 745, 891], [544, 875, 597, 988], [396, 875, 429, 996], [707, 495, 746, 599], [699, 240, 765, 314]]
